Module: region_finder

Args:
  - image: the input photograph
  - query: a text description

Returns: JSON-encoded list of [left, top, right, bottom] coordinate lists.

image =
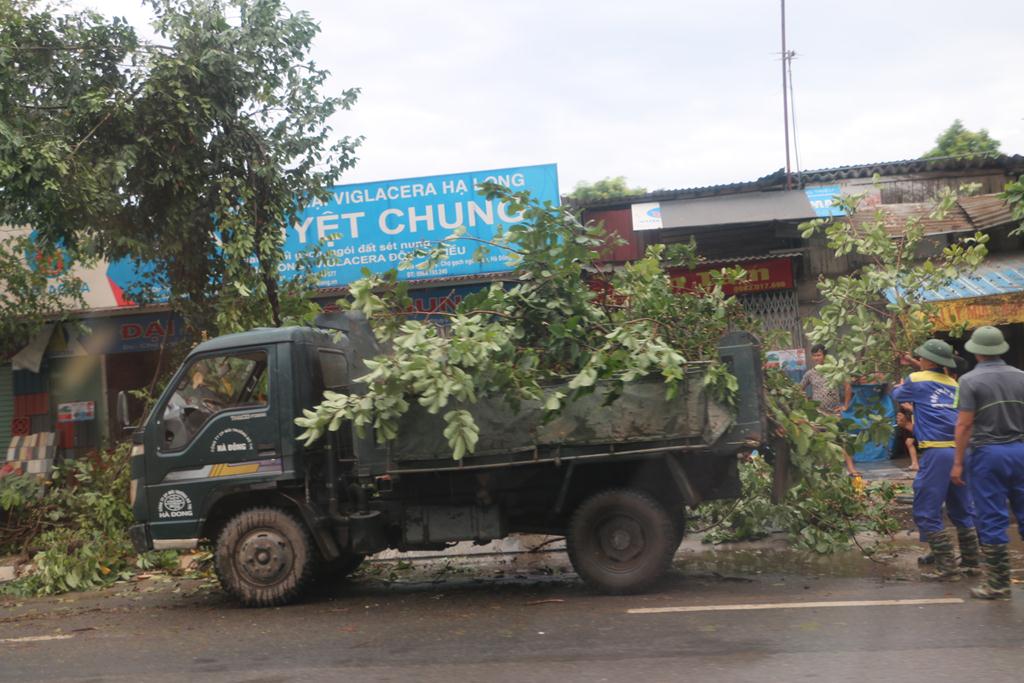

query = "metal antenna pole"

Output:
[[781, 0, 792, 190]]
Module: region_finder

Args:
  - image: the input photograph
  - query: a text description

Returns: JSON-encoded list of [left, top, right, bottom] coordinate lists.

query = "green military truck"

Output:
[[124, 311, 769, 606]]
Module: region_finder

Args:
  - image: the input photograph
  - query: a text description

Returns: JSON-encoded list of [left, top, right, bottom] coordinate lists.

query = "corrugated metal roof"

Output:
[[921, 256, 1024, 302], [959, 194, 1016, 229], [847, 193, 1016, 237], [573, 175, 779, 210], [575, 154, 1024, 210], [849, 201, 970, 236], [700, 251, 804, 266], [794, 154, 1024, 183]]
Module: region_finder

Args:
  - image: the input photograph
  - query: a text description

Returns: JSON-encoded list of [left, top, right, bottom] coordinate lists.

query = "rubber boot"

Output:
[[956, 526, 981, 577], [921, 528, 960, 581], [970, 543, 1012, 600]]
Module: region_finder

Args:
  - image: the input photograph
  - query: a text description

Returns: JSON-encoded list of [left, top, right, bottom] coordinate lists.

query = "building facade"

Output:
[[580, 155, 1024, 374], [4, 155, 1024, 458]]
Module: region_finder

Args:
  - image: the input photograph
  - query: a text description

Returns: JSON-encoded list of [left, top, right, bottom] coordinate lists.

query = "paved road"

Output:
[[3, 558, 1023, 683]]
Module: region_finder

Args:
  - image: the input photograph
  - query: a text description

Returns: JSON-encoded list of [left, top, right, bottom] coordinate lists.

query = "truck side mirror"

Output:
[[116, 390, 135, 432]]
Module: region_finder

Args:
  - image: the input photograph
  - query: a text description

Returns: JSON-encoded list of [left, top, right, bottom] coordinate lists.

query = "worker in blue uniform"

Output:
[[892, 338, 978, 580], [951, 326, 1024, 599]]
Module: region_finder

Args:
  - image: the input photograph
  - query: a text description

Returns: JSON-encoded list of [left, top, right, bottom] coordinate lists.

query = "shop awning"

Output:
[[922, 255, 1024, 302], [923, 256, 1024, 330], [658, 190, 818, 229]]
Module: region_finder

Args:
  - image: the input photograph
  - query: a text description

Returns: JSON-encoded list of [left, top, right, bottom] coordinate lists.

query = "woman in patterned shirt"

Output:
[[800, 344, 859, 476]]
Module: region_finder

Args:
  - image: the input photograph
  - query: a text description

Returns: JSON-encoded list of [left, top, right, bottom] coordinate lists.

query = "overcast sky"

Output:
[[68, 0, 1024, 194]]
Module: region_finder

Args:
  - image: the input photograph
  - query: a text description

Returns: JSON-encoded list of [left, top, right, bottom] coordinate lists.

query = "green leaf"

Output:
[[568, 366, 598, 389]]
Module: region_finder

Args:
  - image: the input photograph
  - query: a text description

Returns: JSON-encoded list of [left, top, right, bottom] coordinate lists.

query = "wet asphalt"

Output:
[[2, 542, 1024, 683]]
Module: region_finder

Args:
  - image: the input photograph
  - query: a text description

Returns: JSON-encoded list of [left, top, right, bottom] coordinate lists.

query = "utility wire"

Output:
[[786, 50, 803, 188]]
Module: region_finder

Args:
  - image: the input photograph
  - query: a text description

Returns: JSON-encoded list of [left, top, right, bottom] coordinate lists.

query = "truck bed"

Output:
[[376, 364, 734, 469]]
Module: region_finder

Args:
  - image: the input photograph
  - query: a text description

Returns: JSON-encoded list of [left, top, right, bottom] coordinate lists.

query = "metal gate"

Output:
[[739, 289, 804, 348]]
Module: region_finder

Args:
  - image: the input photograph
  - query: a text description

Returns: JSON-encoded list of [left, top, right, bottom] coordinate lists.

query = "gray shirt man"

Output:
[[956, 359, 1024, 446]]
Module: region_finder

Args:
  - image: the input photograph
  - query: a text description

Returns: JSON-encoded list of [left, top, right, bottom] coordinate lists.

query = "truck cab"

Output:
[[129, 316, 379, 547]]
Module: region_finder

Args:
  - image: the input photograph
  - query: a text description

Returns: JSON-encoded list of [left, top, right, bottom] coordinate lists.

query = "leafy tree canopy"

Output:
[[0, 0, 361, 339], [567, 176, 647, 204], [922, 119, 1001, 159]]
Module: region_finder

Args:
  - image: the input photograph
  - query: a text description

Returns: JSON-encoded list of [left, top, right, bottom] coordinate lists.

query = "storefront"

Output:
[[611, 186, 823, 376], [926, 255, 1024, 369], [668, 254, 805, 358], [5, 311, 184, 460]]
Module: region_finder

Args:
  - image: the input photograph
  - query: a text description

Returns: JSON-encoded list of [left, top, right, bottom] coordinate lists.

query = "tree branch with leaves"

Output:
[[800, 187, 988, 388], [296, 184, 744, 458]]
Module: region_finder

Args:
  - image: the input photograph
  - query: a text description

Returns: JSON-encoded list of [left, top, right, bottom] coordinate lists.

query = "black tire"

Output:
[[214, 507, 317, 607], [566, 489, 677, 594], [666, 504, 686, 545], [317, 551, 366, 582]]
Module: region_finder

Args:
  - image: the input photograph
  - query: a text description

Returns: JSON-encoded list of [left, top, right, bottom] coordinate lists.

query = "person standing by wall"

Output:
[[800, 344, 858, 476], [951, 326, 1024, 600], [892, 339, 978, 580]]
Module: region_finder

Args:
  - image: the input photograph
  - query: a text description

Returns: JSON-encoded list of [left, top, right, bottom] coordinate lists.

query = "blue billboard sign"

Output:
[[804, 185, 845, 217], [40, 164, 559, 312], [282, 163, 560, 287]]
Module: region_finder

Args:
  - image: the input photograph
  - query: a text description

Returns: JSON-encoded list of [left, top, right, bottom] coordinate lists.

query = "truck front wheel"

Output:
[[567, 489, 676, 594], [214, 507, 317, 607]]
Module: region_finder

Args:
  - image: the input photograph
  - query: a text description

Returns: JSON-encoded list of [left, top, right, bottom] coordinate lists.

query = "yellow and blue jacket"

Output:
[[891, 370, 958, 449]]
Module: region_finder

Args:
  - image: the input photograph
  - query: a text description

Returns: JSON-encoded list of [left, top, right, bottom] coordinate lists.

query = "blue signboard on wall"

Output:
[[282, 164, 560, 287], [804, 185, 845, 217]]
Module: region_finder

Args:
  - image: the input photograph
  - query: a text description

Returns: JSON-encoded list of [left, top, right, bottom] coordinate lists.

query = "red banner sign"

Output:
[[668, 257, 794, 295]]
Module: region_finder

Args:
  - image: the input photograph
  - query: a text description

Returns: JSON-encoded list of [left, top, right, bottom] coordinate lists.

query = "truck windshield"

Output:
[[160, 351, 268, 451]]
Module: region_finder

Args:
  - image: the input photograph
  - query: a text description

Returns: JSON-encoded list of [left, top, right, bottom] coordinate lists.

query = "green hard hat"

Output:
[[914, 338, 956, 368], [965, 326, 1009, 356]]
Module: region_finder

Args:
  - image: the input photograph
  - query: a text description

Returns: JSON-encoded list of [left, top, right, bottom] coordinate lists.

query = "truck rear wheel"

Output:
[[214, 507, 317, 607], [567, 489, 676, 594]]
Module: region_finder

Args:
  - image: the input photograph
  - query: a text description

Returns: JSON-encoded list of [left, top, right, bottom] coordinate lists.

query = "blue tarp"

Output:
[[842, 383, 896, 463]]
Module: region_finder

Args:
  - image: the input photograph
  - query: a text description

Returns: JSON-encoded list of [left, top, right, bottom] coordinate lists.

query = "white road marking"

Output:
[[628, 598, 965, 614], [1, 634, 75, 643]]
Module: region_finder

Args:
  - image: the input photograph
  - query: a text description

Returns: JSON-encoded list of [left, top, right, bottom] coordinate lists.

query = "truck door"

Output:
[[143, 346, 281, 544]]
